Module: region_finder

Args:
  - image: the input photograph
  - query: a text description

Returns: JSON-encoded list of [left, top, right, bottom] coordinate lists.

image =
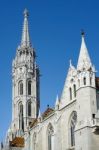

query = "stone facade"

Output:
[[3, 9, 99, 150]]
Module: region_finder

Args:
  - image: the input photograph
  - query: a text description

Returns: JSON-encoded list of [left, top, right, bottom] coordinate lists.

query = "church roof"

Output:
[[30, 107, 54, 129], [9, 137, 24, 147], [42, 107, 54, 120]]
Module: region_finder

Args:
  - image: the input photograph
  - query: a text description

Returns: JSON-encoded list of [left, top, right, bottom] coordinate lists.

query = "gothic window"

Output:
[[69, 111, 77, 147], [83, 77, 86, 85], [69, 88, 72, 100], [73, 84, 76, 97], [28, 80, 31, 95], [19, 102, 24, 131], [47, 123, 54, 150], [28, 101, 31, 117], [18, 81, 23, 95]]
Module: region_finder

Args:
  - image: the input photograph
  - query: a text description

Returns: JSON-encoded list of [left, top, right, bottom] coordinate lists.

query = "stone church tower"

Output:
[[11, 9, 40, 133], [75, 32, 97, 150]]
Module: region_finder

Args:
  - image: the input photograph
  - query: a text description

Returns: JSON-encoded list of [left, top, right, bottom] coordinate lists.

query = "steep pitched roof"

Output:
[[10, 137, 24, 147], [42, 107, 54, 120], [77, 32, 92, 70]]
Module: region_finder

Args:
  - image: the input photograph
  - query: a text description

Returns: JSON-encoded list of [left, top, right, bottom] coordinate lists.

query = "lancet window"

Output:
[[18, 81, 23, 95], [28, 80, 31, 95]]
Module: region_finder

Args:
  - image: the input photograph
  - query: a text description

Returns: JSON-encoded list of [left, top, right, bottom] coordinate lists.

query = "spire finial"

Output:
[[69, 59, 72, 67], [81, 29, 85, 37], [24, 9, 29, 18]]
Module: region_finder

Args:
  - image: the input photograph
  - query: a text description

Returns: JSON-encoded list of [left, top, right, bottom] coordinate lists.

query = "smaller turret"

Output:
[[77, 31, 92, 71]]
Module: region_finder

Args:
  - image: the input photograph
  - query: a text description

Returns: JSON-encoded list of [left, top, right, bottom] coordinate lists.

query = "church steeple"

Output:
[[77, 31, 92, 70], [11, 9, 40, 133], [21, 9, 31, 48]]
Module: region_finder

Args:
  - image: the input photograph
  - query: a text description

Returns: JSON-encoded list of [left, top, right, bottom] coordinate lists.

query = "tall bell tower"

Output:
[[12, 9, 40, 133]]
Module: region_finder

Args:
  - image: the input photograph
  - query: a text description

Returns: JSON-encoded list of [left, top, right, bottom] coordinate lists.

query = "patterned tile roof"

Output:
[[10, 137, 24, 147], [42, 107, 54, 120]]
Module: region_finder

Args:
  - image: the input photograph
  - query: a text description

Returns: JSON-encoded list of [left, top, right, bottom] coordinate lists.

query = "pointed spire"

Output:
[[55, 95, 59, 110], [69, 59, 75, 69], [38, 109, 42, 122], [69, 59, 72, 68], [77, 31, 92, 70], [38, 109, 41, 118], [21, 9, 31, 48]]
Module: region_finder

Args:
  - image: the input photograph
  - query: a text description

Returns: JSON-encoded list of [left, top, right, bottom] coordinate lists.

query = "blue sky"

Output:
[[0, 0, 99, 141]]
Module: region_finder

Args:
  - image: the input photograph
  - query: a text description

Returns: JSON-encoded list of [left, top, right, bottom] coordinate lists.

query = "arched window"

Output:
[[28, 101, 31, 117], [47, 123, 54, 150], [18, 81, 23, 95], [73, 84, 76, 98], [19, 102, 24, 131], [69, 111, 77, 147], [83, 77, 86, 85], [69, 88, 72, 100], [28, 80, 31, 95]]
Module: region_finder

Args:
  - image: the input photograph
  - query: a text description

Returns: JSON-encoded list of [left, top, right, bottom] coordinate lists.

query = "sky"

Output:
[[0, 0, 99, 141]]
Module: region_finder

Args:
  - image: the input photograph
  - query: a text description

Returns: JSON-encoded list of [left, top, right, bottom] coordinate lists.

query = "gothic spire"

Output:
[[55, 95, 59, 110], [21, 9, 31, 48], [77, 31, 92, 70]]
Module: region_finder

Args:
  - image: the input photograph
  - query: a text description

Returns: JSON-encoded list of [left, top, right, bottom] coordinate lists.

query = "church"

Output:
[[2, 9, 99, 150]]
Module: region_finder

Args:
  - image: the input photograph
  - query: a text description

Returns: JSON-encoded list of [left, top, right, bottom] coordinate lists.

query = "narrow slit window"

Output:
[[83, 77, 86, 85], [69, 88, 72, 100], [73, 84, 76, 97], [19, 103, 24, 131], [28, 81, 31, 95], [28, 101, 31, 117]]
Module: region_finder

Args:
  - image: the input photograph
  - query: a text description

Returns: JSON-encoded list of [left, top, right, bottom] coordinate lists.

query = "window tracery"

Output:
[[69, 111, 77, 147]]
